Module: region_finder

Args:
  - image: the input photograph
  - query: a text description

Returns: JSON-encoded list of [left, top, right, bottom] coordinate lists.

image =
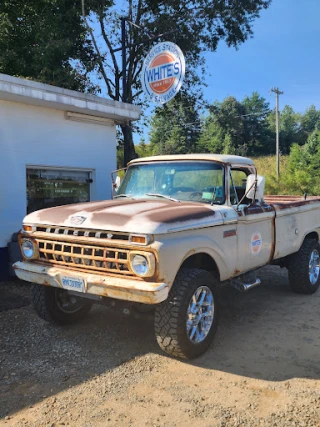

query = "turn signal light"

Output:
[[23, 225, 33, 232], [130, 235, 147, 244]]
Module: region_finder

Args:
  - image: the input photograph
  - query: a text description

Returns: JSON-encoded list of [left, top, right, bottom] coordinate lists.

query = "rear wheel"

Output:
[[287, 239, 320, 294], [31, 284, 92, 325], [154, 268, 219, 359]]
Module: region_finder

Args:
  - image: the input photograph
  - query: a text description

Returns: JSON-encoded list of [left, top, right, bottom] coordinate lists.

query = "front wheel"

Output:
[[287, 239, 320, 294], [154, 268, 219, 359], [31, 284, 92, 325]]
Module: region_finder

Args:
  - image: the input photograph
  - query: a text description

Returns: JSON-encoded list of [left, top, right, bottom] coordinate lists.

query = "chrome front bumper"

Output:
[[13, 261, 169, 304]]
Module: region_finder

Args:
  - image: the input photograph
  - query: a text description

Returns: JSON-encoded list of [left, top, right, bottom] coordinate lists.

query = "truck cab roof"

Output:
[[128, 154, 255, 166]]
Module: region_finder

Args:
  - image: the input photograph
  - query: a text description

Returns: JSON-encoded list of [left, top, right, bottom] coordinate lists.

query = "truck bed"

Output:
[[263, 195, 320, 260], [265, 195, 320, 210]]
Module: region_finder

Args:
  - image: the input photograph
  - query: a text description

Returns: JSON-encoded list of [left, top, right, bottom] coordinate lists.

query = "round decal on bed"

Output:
[[251, 232, 262, 255]]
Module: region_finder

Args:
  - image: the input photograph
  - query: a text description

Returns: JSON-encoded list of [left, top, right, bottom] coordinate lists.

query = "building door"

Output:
[[26, 167, 92, 214]]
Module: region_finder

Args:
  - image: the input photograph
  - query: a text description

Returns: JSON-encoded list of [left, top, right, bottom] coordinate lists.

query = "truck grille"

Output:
[[38, 239, 133, 275], [35, 225, 129, 241]]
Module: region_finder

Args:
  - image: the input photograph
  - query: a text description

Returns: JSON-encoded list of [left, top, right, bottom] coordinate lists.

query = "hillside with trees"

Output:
[[138, 94, 320, 195]]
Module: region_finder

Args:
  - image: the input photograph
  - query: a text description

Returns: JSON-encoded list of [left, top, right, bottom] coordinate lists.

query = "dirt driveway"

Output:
[[1, 265, 320, 426]]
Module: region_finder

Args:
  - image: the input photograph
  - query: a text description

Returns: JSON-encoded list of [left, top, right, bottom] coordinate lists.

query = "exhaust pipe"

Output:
[[239, 278, 261, 292]]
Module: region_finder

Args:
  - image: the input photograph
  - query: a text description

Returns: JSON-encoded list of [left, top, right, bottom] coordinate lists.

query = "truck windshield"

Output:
[[116, 161, 225, 204]]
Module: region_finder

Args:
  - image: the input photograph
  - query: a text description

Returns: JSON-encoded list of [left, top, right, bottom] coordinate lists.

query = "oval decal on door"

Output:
[[251, 232, 262, 255]]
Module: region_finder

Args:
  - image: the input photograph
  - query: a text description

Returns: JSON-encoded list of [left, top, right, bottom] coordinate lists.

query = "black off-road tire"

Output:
[[31, 284, 92, 325], [287, 239, 320, 294], [154, 268, 219, 359]]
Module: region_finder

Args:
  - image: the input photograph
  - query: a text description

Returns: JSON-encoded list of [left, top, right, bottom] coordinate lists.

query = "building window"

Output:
[[26, 168, 92, 214]]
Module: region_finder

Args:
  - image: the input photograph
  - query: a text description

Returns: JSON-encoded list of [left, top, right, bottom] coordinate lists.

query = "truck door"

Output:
[[229, 168, 275, 274]]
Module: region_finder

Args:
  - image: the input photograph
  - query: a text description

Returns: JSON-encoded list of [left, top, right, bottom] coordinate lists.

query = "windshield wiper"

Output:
[[114, 194, 135, 199], [145, 193, 181, 203]]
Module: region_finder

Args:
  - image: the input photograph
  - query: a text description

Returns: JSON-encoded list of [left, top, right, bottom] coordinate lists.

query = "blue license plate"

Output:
[[61, 276, 85, 293]]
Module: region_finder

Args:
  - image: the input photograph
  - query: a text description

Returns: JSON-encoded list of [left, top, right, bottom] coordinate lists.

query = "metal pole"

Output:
[[121, 17, 130, 166], [121, 17, 127, 103], [271, 87, 283, 180], [275, 91, 280, 179]]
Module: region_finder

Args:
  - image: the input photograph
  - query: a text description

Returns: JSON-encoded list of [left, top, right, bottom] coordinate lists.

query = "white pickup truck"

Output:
[[14, 154, 320, 359]]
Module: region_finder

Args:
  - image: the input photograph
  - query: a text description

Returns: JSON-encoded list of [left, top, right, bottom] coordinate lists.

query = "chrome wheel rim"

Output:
[[186, 286, 214, 344], [55, 289, 84, 313], [309, 249, 320, 285]]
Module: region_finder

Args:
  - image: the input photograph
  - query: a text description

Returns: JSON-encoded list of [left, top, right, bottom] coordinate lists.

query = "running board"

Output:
[[231, 278, 261, 292]]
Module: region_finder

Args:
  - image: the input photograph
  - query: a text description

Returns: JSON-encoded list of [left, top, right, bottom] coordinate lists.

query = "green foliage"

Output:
[[135, 138, 152, 158], [148, 90, 320, 176], [255, 130, 320, 196], [267, 105, 305, 153], [222, 133, 235, 155], [242, 92, 273, 154], [149, 92, 201, 155], [184, 92, 273, 156], [0, 0, 98, 91], [300, 105, 320, 134]]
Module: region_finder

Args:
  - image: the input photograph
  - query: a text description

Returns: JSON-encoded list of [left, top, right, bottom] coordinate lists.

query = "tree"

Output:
[[85, 0, 272, 164], [149, 91, 201, 155], [198, 96, 246, 154], [222, 133, 235, 154], [300, 105, 320, 134], [0, 0, 97, 92], [242, 92, 272, 155], [268, 105, 303, 154], [304, 129, 320, 178], [135, 137, 152, 157]]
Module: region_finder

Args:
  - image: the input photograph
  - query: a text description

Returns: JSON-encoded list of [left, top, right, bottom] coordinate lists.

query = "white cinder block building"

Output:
[[0, 73, 141, 280]]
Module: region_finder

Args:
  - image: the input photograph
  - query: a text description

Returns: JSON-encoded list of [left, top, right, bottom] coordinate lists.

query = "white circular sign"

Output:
[[141, 42, 185, 105]]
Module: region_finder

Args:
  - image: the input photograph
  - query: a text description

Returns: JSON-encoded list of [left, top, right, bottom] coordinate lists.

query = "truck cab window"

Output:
[[230, 169, 249, 205]]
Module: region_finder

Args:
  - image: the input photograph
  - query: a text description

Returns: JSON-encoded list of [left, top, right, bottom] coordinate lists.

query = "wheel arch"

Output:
[[179, 252, 221, 281], [304, 231, 319, 242]]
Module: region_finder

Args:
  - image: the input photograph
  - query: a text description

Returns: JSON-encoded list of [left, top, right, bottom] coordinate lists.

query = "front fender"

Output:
[[152, 231, 236, 288]]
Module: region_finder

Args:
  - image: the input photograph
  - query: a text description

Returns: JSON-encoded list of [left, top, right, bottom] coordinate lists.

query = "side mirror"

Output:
[[246, 174, 265, 201], [111, 168, 126, 197], [114, 175, 121, 190]]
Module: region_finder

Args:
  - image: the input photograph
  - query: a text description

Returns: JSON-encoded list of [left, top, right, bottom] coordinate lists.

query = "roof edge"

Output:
[[0, 73, 141, 122], [128, 154, 255, 166]]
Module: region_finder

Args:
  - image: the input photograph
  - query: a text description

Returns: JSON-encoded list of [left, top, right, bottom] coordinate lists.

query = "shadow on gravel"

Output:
[[1, 265, 320, 418], [189, 265, 320, 382], [0, 289, 30, 312], [0, 294, 157, 418]]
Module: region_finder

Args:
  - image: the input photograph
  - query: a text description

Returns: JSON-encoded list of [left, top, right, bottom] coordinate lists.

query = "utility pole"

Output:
[[271, 87, 284, 179]]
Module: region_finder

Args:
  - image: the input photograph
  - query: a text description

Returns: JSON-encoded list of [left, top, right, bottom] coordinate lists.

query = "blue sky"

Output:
[[203, 0, 320, 113], [130, 0, 320, 143]]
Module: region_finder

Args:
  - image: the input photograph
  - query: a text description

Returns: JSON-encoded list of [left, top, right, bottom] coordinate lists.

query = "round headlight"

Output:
[[131, 255, 149, 276], [21, 239, 35, 259]]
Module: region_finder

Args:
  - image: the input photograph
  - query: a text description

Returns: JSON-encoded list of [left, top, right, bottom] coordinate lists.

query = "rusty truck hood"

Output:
[[24, 199, 226, 234]]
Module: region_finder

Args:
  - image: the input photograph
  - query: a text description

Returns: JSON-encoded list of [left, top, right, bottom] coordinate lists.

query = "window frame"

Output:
[[26, 165, 94, 214]]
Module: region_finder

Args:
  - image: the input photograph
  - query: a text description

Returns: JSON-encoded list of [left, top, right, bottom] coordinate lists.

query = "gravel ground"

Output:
[[0, 265, 320, 426]]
